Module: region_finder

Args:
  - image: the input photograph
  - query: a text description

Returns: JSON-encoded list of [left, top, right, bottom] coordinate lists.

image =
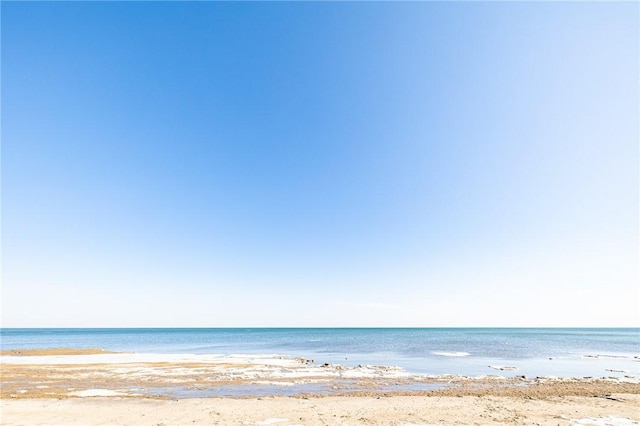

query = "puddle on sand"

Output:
[[145, 383, 333, 398], [144, 381, 449, 398], [381, 382, 447, 392]]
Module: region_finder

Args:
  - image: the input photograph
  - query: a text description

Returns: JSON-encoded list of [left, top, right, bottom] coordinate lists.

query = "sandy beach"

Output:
[[1, 349, 639, 425], [3, 394, 640, 425]]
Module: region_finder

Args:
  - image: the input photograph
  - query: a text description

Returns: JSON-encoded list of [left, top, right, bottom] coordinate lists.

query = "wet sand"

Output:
[[1, 349, 639, 425], [0, 348, 119, 356]]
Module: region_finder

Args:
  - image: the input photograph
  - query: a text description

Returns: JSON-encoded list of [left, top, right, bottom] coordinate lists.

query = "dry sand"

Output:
[[1, 349, 639, 425], [2, 394, 640, 425]]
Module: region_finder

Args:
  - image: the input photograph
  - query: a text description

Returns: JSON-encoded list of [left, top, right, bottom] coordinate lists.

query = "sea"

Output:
[[1, 328, 638, 379]]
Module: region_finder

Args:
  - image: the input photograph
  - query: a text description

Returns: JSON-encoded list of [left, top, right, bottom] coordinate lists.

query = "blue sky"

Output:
[[2, 1, 638, 327]]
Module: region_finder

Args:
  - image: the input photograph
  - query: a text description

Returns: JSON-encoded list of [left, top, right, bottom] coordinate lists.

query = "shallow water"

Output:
[[2, 328, 638, 378], [142, 381, 447, 398], [144, 383, 333, 398]]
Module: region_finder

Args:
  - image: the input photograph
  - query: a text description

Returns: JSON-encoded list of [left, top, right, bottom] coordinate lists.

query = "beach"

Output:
[[1, 349, 639, 425], [4, 394, 640, 425], [5, 0, 639, 422]]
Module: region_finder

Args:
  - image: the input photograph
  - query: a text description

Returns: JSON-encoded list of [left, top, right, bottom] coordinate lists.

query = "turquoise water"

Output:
[[1, 328, 638, 378]]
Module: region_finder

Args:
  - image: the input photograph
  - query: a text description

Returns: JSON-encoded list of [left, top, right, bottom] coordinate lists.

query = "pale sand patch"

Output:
[[569, 416, 639, 425], [67, 389, 126, 397], [1, 394, 640, 425], [255, 418, 290, 425]]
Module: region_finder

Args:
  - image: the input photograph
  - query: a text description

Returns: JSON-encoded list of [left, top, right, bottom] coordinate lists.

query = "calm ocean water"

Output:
[[1, 328, 638, 378]]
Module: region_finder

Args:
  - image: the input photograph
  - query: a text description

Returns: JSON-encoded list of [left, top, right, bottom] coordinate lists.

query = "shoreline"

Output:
[[0, 348, 120, 356], [2, 349, 639, 400], [2, 349, 640, 424]]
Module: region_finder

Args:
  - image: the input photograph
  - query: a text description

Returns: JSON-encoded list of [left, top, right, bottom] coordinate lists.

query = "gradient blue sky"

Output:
[[2, 1, 638, 327]]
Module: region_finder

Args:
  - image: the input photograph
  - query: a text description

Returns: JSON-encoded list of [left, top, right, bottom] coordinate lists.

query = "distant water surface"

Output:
[[1, 328, 638, 378]]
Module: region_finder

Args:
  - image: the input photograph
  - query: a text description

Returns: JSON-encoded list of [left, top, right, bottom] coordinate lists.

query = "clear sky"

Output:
[[2, 1, 638, 327]]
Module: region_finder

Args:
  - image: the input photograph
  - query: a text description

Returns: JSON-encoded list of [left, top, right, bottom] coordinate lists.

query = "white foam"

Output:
[[583, 354, 639, 360], [432, 351, 470, 357], [488, 365, 518, 371]]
